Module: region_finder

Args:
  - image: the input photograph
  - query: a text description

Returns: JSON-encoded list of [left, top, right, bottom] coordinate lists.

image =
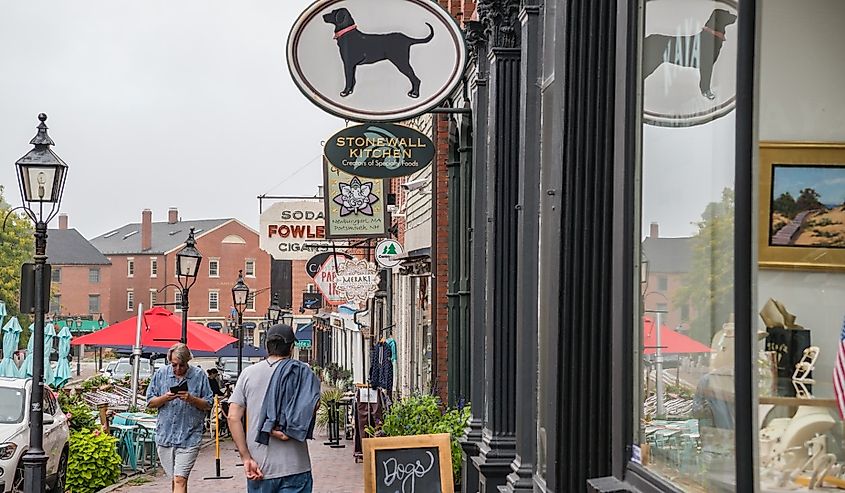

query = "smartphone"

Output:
[[169, 381, 188, 394]]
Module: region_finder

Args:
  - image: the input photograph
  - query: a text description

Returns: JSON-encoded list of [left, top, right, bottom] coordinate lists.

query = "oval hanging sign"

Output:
[[324, 123, 434, 178], [287, 0, 467, 122]]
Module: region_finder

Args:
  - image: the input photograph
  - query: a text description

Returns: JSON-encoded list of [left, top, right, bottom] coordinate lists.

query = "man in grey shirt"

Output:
[[228, 324, 316, 493]]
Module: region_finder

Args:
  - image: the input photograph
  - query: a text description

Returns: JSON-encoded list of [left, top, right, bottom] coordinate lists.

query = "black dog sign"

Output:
[[287, 0, 466, 122]]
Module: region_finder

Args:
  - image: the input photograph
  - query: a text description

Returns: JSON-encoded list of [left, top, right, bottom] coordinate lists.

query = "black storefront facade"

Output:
[[444, 0, 845, 491]]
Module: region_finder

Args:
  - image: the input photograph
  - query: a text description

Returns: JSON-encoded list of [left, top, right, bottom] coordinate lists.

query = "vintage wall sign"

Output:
[[643, 0, 738, 127], [259, 199, 331, 260], [287, 0, 467, 122], [324, 123, 434, 178], [335, 258, 380, 303], [375, 239, 403, 268], [323, 158, 389, 239], [306, 252, 353, 278]]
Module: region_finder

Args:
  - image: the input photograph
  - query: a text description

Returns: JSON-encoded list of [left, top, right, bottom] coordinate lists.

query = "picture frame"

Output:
[[362, 433, 453, 493], [758, 142, 845, 271]]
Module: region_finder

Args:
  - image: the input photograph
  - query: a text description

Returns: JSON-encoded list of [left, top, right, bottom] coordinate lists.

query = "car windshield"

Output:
[[0, 387, 25, 424], [223, 361, 251, 372], [114, 360, 151, 375]]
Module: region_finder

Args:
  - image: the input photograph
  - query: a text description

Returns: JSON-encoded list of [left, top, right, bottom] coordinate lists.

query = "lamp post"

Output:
[[232, 271, 250, 378], [97, 314, 105, 371], [175, 228, 202, 344], [75, 317, 83, 376], [267, 293, 282, 325], [15, 113, 68, 493]]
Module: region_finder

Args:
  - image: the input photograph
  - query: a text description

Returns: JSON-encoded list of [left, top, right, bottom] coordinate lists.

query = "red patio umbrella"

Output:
[[642, 317, 712, 354], [71, 306, 236, 353]]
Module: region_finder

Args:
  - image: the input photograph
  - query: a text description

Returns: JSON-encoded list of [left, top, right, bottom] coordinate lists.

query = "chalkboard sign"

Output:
[[363, 433, 453, 493]]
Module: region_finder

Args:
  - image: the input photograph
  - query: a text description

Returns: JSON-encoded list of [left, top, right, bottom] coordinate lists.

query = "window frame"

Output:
[[127, 290, 134, 312], [89, 267, 100, 284], [127, 258, 135, 278], [174, 290, 182, 312], [209, 259, 220, 278], [245, 259, 256, 278], [150, 289, 157, 308], [88, 294, 100, 314], [208, 290, 219, 312], [150, 257, 158, 278], [51, 267, 61, 283]]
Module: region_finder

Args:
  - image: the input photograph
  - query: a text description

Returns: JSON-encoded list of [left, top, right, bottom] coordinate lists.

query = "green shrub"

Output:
[[80, 374, 111, 392], [66, 427, 121, 493], [376, 394, 471, 486], [57, 390, 97, 431]]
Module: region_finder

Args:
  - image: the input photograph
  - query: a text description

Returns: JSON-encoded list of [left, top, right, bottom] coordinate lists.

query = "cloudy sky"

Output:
[[0, 1, 343, 239]]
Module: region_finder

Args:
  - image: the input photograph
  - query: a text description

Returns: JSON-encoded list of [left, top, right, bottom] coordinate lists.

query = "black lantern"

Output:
[[282, 311, 294, 327], [267, 293, 283, 325], [97, 313, 105, 329], [232, 270, 250, 313], [14, 113, 68, 493], [176, 228, 203, 280], [175, 228, 202, 344]]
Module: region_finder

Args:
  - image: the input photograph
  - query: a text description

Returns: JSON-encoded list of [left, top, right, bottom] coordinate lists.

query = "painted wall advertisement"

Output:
[[259, 198, 330, 260], [323, 158, 389, 239]]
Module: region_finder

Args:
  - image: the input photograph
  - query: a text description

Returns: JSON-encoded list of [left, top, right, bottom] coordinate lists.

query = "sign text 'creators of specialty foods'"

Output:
[[259, 199, 332, 261], [324, 123, 434, 179]]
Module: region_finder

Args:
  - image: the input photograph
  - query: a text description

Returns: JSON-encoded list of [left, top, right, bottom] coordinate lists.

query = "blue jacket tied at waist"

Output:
[[256, 358, 321, 445]]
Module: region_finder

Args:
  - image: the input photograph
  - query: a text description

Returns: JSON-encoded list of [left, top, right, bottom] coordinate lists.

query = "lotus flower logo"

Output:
[[332, 176, 379, 216]]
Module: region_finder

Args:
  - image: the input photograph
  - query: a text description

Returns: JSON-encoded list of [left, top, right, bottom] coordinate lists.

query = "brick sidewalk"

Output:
[[112, 431, 363, 493]]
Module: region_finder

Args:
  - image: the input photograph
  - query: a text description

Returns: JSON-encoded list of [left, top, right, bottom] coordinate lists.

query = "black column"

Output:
[[473, 45, 521, 493], [502, 2, 541, 492], [461, 21, 489, 492], [447, 117, 462, 406]]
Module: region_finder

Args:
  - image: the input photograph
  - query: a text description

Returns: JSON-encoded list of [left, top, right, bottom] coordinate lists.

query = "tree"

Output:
[[674, 188, 735, 345], [772, 192, 797, 218], [796, 187, 823, 212], [0, 185, 34, 340]]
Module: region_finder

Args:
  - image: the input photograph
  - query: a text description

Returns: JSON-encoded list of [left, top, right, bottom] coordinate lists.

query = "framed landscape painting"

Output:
[[759, 142, 845, 270]]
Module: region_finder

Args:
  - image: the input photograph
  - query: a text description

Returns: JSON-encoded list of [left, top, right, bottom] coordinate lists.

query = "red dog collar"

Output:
[[334, 24, 357, 39], [702, 26, 726, 41]]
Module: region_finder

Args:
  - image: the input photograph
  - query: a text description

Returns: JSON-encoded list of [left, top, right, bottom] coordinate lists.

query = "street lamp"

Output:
[[267, 293, 283, 325], [15, 113, 68, 493], [232, 270, 250, 377], [175, 228, 202, 344]]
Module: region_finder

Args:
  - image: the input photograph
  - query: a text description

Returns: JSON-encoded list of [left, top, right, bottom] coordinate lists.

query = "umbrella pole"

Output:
[[131, 304, 143, 410], [204, 396, 233, 480]]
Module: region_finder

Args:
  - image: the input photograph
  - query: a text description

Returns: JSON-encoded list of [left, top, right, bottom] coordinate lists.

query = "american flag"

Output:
[[833, 315, 845, 418]]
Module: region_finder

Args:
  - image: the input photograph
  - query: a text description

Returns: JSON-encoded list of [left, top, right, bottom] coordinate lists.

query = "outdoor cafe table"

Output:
[[111, 412, 157, 471]]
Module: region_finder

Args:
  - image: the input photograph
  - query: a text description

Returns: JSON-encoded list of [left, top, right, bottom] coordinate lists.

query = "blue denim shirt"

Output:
[[146, 365, 212, 448]]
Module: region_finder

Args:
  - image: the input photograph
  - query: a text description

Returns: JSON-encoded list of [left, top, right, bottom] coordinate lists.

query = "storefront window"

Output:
[[635, 0, 739, 489], [755, 1, 845, 489]]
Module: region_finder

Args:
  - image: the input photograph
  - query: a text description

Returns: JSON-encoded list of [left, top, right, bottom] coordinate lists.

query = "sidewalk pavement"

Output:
[[111, 431, 364, 493]]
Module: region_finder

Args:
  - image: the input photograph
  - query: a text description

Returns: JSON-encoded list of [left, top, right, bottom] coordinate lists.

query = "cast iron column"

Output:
[[472, 2, 522, 488], [461, 18, 489, 493], [23, 221, 49, 492], [180, 288, 189, 344], [502, 2, 541, 491], [237, 311, 244, 377]]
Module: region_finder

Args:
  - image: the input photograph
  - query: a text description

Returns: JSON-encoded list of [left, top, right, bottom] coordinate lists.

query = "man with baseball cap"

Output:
[[228, 324, 320, 493]]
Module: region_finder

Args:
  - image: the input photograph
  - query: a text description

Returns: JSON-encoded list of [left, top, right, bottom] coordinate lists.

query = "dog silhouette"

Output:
[[642, 9, 737, 100], [323, 8, 434, 98]]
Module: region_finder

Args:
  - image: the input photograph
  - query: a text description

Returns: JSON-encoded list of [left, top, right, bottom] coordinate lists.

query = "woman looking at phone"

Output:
[[146, 343, 213, 493]]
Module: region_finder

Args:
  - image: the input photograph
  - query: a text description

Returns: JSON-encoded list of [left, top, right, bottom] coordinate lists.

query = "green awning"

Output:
[[54, 319, 108, 333]]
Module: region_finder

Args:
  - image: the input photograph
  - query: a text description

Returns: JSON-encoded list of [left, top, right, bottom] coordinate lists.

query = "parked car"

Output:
[[0, 378, 69, 492], [216, 357, 256, 384], [102, 358, 153, 381]]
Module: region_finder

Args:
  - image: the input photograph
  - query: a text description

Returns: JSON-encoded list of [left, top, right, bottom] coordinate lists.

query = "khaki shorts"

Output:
[[157, 445, 201, 478]]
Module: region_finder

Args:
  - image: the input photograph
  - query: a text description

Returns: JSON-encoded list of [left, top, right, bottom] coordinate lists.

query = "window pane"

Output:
[[88, 295, 100, 314], [174, 291, 182, 312], [128, 260, 134, 276], [209, 291, 219, 311], [51, 268, 61, 283], [246, 295, 255, 311], [151, 259, 158, 276], [635, 0, 739, 488], [209, 260, 219, 277], [755, 2, 845, 489], [49, 295, 61, 314], [150, 290, 157, 308], [89, 268, 100, 284], [245, 260, 255, 277], [127, 291, 134, 311]]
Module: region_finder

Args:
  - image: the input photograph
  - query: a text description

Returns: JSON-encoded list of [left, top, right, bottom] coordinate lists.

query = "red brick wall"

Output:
[[53, 264, 112, 321], [433, 115, 451, 403], [292, 260, 313, 310]]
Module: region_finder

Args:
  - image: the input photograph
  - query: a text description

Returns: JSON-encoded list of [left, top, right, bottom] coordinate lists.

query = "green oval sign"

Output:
[[323, 123, 434, 179]]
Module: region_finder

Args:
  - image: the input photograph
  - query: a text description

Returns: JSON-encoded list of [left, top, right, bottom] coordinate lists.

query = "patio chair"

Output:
[[134, 425, 157, 471], [110, 423, 139, 472]]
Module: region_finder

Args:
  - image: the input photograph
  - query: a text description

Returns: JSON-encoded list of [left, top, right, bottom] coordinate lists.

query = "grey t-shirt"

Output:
[[229, 359, 312, 479]]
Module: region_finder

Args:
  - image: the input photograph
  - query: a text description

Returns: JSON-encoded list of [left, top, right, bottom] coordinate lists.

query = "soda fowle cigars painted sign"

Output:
[[324, 123, 434, 179]]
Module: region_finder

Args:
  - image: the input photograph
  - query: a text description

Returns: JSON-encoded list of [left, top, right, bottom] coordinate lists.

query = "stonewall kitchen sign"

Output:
[[324, 123, 434, 179], [259, 199, 331, 261]]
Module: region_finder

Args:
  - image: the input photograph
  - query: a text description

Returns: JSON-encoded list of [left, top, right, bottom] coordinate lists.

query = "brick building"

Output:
[[89, 208, 272, 329], [641, 223, 696, 333], [46, 214, 112, 321]]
